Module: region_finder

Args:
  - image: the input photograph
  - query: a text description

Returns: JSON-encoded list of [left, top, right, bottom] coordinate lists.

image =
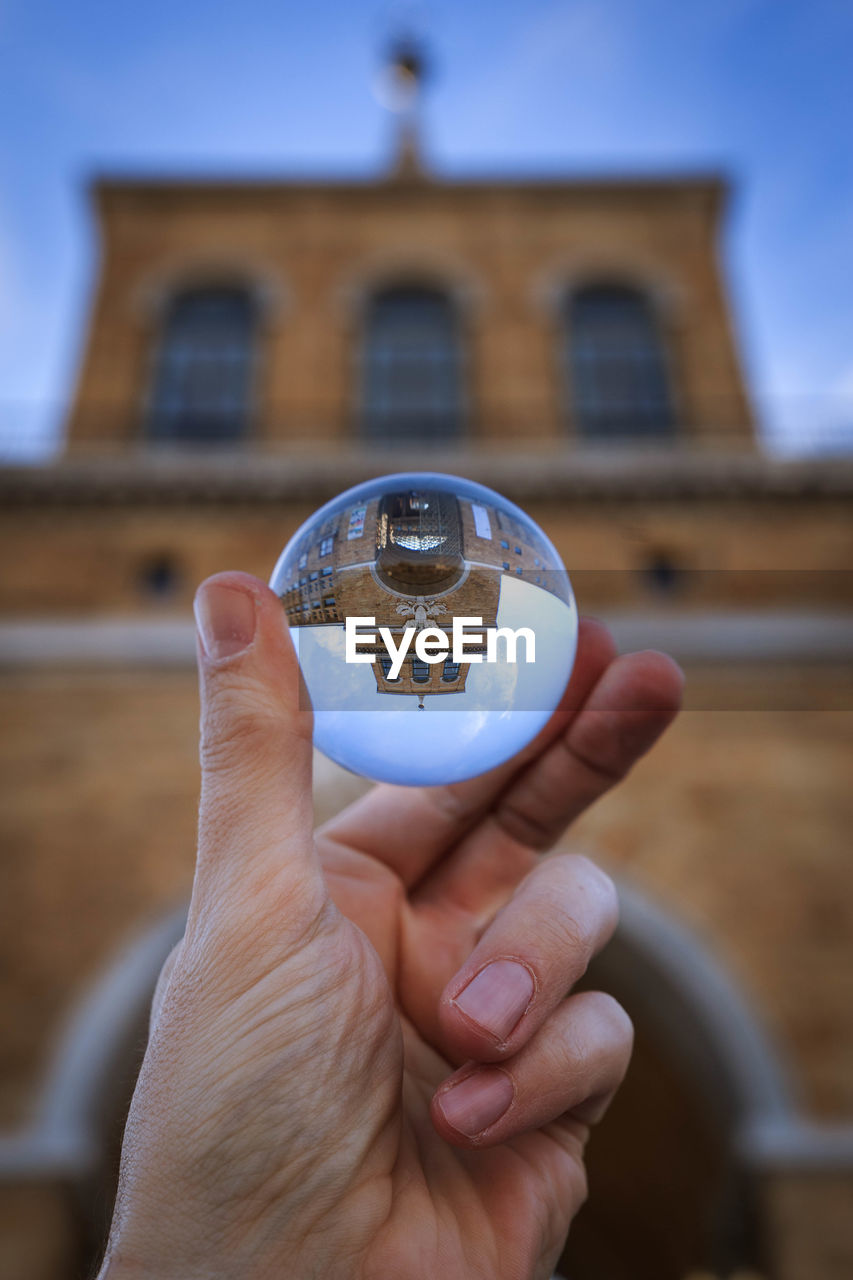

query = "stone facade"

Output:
[[275, 482, 565, 700], [1, 153, 852, 1280], [66, 174, 753, 453]]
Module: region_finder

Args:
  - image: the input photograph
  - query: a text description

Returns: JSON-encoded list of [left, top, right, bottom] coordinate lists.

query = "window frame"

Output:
[[358, 283, 467, 444], [143, 284, 259, 447], [562, 282, 677, 442]]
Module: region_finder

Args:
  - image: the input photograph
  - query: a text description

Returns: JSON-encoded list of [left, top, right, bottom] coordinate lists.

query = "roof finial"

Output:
[[378, 27, 429, 180]]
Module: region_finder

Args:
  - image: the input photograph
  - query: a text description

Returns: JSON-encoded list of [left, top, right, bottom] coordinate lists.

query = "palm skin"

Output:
[[102, 577, 682, 1280], [308, 822, 588, 1280]]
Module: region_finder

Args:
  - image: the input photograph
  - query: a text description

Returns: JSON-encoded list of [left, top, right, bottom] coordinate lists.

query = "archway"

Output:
[[558, 881, 791, 1279], [0, 884, 792, 1276]]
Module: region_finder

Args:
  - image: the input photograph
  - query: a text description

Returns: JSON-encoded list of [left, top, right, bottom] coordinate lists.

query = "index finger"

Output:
[[317, 618, 618, 887]]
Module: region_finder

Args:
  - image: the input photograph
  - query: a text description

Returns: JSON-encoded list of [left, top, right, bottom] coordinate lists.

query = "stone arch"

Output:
[[335, 251, 486, 444], [604, 880, 792, 1124], [0, 881, 797, 1275], [561, 879, 793, 1279], [534, 260, 686, 440], [337, 249, 487, 321], [0, 906, 187, 1261], [132, 255, 288, 327], [532, 254, 687, 327], [132, 259, 285, 445]]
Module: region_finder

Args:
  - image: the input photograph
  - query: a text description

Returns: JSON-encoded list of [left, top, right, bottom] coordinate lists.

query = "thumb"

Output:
[[190, 571, 322, 931]]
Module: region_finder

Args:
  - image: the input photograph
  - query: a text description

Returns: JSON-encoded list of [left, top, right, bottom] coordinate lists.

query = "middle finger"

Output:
[[437, 852, 620, 1063]]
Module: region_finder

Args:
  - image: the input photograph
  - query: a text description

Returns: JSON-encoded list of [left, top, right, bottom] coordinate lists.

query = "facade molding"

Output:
[[3, 450, 853, 505], [0, 906, 187, 1182], [336, 249, 487, 319], [1, 612, 851, 669], [531, 254, 688, 325], [610, 880, 793, 1125], [6, 877, 853, 1196], [130, 254, 290, 327]]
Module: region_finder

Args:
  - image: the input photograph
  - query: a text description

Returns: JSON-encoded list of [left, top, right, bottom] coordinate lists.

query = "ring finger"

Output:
[[437, 852, 620, 1063], [432, 989, 633, 1147]]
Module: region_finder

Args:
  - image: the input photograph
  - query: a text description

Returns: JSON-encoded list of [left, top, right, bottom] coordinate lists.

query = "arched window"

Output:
[[362, 286, 464, 442], [379, 655, 400, 682], [146, 287, 255, 443], [410, 657, 430, 684], [567, 284, 674, 439]]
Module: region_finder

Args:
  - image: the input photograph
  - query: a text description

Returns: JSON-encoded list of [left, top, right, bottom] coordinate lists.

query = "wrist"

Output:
[[97, 1242, 204, 1280]]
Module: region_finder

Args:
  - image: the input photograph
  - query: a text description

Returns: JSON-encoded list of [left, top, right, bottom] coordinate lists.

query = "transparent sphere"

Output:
[[269, 472, 577, 786]]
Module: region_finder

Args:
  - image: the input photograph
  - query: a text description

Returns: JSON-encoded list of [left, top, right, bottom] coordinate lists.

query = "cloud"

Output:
[[451, 0, 630, 144]]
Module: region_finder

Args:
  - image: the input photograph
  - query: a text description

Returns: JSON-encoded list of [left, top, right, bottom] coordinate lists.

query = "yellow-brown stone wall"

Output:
[[7, 159, 850, 1279], [67, 182, 753, 450], [2, 667, 852, 1128], [1, 497, 849, 616]]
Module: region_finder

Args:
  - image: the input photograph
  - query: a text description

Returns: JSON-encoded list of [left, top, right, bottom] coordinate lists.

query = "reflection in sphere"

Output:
[[269, 473, 577, 786]]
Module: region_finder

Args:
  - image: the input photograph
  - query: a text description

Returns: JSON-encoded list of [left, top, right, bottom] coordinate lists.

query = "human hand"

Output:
[[99, 571, 682, 1280]]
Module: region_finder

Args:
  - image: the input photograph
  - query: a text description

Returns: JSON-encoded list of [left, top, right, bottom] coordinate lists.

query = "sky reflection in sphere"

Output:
[[269, 473, 577, 786]]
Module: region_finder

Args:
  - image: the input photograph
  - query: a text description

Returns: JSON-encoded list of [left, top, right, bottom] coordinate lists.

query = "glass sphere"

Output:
[[269, 472, 577, 786]]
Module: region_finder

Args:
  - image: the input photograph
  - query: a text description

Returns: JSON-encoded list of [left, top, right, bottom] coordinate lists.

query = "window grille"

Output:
[[411, 657, 430, 684], [146, 287, 255, 443], [567, 284, 674, 439], [362, 286, 464, 441]]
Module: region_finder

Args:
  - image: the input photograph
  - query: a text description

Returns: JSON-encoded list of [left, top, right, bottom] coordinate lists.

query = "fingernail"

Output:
[[194, 583, 256, 660], [438, 1069, 514, 1137], [453, 960, 535, 1041]]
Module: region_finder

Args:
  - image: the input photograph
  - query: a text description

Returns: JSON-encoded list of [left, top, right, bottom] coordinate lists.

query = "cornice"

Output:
[[2, 449, 852, 508]]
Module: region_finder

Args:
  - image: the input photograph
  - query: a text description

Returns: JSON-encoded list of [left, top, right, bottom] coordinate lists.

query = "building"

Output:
[[276, 480, 568, 703], [1, 50, 852, 1280]]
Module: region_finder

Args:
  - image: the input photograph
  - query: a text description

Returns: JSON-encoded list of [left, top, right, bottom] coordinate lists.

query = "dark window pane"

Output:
[[411, 657, 430, 684], [362, 286, 464, 442], [147, 288, 254, 443], [137, 553, 180, 599], [567, 285, 674, 440]]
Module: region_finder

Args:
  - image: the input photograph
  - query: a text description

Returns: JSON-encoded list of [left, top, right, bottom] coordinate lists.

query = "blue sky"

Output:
[[297, 575, 577, 785], [1, 0, 851, 455]]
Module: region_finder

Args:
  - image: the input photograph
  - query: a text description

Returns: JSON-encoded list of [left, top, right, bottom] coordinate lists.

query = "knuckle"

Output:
[[496, 796, 555, 850], [149, 940, 185, 1032], [547, 909, 589, 965], [524, 854, 619, 961], [517, 883, 590, 974], [576, 855, 620, 925], [566, 710, 628, 783], [571, 1156, 589, 1208], [583, 990, 634, 1056], [571, 852, 614, 894], [199, 682, 280, 772], [182, 877, 333, 1001]]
